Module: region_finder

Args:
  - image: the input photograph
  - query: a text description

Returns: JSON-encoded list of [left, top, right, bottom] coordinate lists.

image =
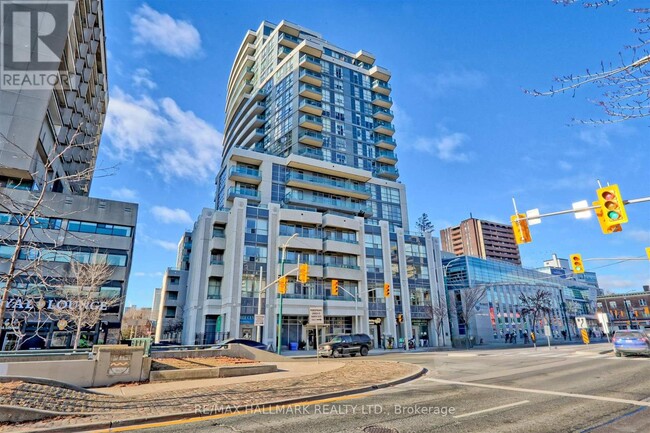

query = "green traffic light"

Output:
[[607, 210, 620, 220]]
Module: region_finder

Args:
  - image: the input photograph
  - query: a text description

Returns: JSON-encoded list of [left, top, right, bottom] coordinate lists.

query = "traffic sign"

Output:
[[581, 329, 590, 345], [308, 307, 324, 325], [544, 325, 551, 336], [254, 314, 265, 326], [575, 317, 588, 329]]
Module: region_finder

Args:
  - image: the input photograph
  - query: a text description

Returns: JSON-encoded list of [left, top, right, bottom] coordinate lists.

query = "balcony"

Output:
[[278, 46, 292, 59], [371, 93, 393, 108], [375, 135, 396, 151], [229, 166, 262, 184], [373, 166, 399, 180], [278, 32, 300, 49], [299, 114, 323, 131], [243, 66, 254, 80], [372, 107, 394, 122], [371, 79, 391, 95], [244, 127, 266, 145], [323, 239, 362, 255], [323, 263, 363, 280], [369, 65, 391, 82], [283, 191, 369, 215], [227, 187, 261, 202], [298, 129, 323, 147], [299, 98, 323, 116], [299, 54, 322, 72], [299, 68, 322, 87], [376, 150, 398, 165], [251, 101, 266, 115], [285, 171, 371, 199], [299, 83, 323, 101], [297, 147, 325, 161], [373, 121, 395, 136]]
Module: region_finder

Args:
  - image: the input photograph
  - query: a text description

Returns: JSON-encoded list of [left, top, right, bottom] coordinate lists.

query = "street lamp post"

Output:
[[255, 266, 265, 343], [277, 233, 298, 355]]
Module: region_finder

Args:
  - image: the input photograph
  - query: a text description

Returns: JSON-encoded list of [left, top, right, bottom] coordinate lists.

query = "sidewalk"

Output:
[[285, 346, 445, 359], [0, 359, 424, 433]]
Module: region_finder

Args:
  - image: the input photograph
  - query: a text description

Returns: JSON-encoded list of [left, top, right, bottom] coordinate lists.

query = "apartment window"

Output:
[[365, 233, 382, 249], [596, 302, 603, 309], [639, 299, 647, 307], [213, 225, 226, 237], [365, 256, 383, 273], [609, 301, 617, 309], [246, 218, 268, 235], [207, 278, 221, 299], [164, 306, 177, 318], [169, 276, 180, 285], [167, 291, 178, 301]]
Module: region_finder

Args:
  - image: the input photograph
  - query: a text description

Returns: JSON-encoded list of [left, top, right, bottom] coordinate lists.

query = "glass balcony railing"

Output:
[[372, 93, 393, 104], [376, 150, 398, 160], [300, 54, 322, 67], [324, 234, 359, 244], [299, 98, 323, 111], [323, 263, 361, 270], [300, 69, 322, 80], [284, 191, 367, 213], [279, 225, 323, 239], [297, 147, 325, 160], [229, 166, 261, 178], [210, 259, 224, 265], [373, 107, 394, 117], [228, 187, 260, 199], [299, 83, 322, 95], [373, 166, 400, 177], [298, 129, 323, 141], [374, 121, 395, 131], [279, 33, 300, 44], [372, 79, 391, 91], [299, 114, 323, 125], [286, 171, 370, 195], [375, 135, 397, 146], [278, 46, 292, 56]]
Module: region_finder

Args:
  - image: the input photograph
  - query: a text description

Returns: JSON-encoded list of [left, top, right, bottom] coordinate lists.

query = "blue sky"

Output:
[[93, 1, 650, 308]]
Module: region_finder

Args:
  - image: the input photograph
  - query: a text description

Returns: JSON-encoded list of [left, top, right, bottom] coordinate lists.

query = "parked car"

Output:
[[612, 330, 650, 357], [212, 338, 269, 351], [318, 334, 372, 358]]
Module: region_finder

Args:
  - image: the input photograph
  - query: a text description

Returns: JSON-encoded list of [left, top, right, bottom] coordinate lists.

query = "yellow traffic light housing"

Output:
[[569, 254, 585, 274], [278, 276, 287, 294], [331, 280, 339, 296], [298, 263, 309, 283], [383, 283, 391, 298], [510, 214, 532, 245], [595, 184, 628, 233], [645, 247, 650, 261], [397, 313, 403, 323]]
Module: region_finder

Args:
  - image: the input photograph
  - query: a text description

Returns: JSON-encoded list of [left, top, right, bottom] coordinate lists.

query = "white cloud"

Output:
[[413, 67, 487, 99], [151, 206, 193, 225], [132, 68, 157, 90], [576, 123, 634, 148], [104, 87, 223, 183], [598, 275, 647, 291], [133, 271, 164, 278], [623, 229, 650, 243], [413, 132, 472, 162], [557, 160, 572, 171], [131, 4, 201, 58], [109, 187, 138, 201], [151, 239, 178, 251]]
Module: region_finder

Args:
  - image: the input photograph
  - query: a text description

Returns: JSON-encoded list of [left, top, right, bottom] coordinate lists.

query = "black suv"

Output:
[[318, 334, 372, 357]]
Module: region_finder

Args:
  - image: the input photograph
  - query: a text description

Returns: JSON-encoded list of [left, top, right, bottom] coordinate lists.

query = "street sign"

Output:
[[308, 307, 324, 325], [254, 314, 265, 326], [544, 325, 551, 336], [596, 312, 610, 334], [575, 317, 588, 329], [581, 329, 590, 345]]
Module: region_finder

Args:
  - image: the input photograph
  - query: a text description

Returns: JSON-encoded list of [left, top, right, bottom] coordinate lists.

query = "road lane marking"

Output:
[[425, 378, 650, 407], [453, 400, 530, 419]]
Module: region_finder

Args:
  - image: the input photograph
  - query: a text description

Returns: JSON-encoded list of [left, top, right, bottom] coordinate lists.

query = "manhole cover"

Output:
[[363, 427, 399, 433]]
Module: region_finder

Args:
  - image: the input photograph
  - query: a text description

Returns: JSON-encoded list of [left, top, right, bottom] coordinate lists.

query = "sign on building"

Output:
[[308, 307, 324, 325]]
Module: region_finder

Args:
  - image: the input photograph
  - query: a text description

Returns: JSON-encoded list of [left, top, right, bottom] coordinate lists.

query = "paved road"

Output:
[[106, 345, 650, 433]]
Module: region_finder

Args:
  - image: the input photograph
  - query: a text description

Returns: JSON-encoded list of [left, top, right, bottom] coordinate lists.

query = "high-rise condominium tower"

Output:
[[156, 21, 451, 350]]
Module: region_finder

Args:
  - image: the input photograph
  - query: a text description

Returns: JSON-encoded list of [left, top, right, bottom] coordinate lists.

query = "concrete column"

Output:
[[395, 228, 412, 343], [379, 221, 397, 340]]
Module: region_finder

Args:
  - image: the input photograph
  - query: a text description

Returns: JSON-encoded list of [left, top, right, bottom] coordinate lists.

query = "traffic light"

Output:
[[510, 214, 532, 245], [397, 313, 403, 323], [331, 280, 339, 296], [595, 184, 628, 233], [569, 254, 585, 274], [644, 306, 649, 316], [278, 276, 287, 294], [383, 283, 391, 298], [646, 247, 650, 261], [298, 263, 309, 283]]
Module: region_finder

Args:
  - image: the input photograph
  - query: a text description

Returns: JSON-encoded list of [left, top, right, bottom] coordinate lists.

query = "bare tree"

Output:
[[0, 129, 110, 324], [430, 300, 449, 347], [455, 285, 487, 349], [529, 1, 650, 122], [519, 289, 553, 348], [3, 285, 53, 351], [52, 259, 120, 350]]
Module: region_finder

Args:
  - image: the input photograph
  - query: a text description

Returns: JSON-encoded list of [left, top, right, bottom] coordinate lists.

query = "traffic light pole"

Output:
[[513, 196, 650, 222], [277, 233, 298, 355]]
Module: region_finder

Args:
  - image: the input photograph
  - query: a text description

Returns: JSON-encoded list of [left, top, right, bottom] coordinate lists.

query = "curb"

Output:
[[0, 376, 105, 395], [16, 363, 427, 433]]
